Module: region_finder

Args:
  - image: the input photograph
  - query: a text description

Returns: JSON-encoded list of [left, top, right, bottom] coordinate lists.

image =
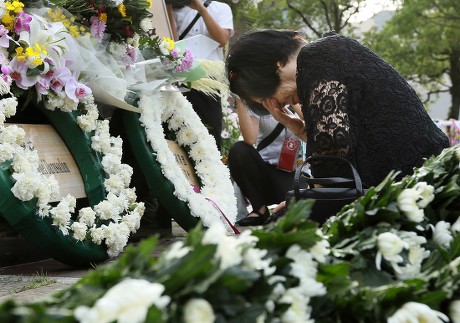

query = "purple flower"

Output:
[[49, 66, 72, 92], [64, 77, 92, 102], [6, 57, 39, 89], [14, 11, 33, 33], [0, 25, 10, 48], [174, 48, 194, 73], [35, 77, 50, 94], [90, 16, 106, 42], [170, 49, 179, 59]]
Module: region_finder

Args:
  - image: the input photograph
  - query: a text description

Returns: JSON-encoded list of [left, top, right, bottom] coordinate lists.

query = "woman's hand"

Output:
[[262, 98, 306, 139]]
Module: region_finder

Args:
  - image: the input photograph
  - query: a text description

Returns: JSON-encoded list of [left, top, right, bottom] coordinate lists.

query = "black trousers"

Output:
[[184, 89, 222, 151], [228, 141, 294, 212]]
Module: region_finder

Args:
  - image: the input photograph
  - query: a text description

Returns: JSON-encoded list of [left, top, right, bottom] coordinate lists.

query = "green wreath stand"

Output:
[[118, 109, 199, 231], [0, 108, 109, 268]]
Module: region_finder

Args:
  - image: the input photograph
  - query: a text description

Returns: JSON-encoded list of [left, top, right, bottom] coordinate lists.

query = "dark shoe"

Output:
[[263, 207, 287, 225], [236, 208, 270, 226]]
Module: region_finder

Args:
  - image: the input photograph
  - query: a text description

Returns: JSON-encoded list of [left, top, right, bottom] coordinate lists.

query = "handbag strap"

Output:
[[293, 155, 365, 198], [179, 0, 212, 40], [257, 123, 285, 151]]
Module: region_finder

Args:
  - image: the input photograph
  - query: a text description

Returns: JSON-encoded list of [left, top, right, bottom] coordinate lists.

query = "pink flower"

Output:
[[90, 16, 106, 42], [14, 11, 32, 33], [5, 57, 39, 89], [65, 77, 92, 102], [174, 48, 194, 73], [49, 66, 72, 92], [35, 77, 50, 95], [0, 25, 10, 48]]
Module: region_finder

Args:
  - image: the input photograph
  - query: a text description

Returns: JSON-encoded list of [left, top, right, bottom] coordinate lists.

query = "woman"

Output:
[[226, 30, 449, 187], [229, 99, 302, 226]]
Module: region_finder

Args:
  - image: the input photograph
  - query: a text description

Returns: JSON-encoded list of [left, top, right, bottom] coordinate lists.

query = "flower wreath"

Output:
[[138, 91, 237, 228], [0, 11, 144, 259]]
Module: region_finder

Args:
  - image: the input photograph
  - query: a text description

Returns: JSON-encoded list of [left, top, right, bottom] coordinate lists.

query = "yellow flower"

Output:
[[99, 13, 107, 22], [1, 12, 14, 30], [162, 37, 174, 51], [6, 1, 24, 13], [15, 47, 26, 62], [69, 25, 81, 37], [146, 0, 152, 9], [118, 4, 127, 17]]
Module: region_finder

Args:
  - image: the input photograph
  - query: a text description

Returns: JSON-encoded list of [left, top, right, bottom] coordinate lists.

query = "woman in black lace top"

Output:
[[226, 30, 449, 187]]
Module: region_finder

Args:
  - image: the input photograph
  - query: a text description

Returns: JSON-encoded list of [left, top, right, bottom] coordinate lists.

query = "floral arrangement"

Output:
[[1, 144, 460, 321], [138, 90, 237, 228], [0, 1, 144, 256]]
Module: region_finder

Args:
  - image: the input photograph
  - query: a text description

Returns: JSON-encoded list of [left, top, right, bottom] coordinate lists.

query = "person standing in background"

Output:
[[167, 0, 234, 151]]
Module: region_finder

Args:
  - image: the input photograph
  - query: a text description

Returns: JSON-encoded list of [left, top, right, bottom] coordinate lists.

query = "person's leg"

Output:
[[184, 89, 223, 151]]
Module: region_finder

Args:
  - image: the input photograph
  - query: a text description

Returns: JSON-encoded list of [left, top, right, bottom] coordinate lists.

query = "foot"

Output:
[[236, 207, 270, 226]]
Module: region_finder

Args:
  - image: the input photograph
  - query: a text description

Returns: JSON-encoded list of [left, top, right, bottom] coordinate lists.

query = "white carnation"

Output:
[[71, 222, 88, 241], [78, 207, 97, 227], [11, 171, 41, 201]]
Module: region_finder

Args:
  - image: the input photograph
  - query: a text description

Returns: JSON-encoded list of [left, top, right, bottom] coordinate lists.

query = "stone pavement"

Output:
[[0, 221, 189, 304]]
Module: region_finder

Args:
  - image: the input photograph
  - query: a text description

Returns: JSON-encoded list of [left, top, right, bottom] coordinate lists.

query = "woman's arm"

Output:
[[236, 98, 259, 145], [187, 0, 232, 47]]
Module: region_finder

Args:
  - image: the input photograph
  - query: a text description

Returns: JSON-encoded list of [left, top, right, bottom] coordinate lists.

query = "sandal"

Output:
[[236, 208, 270, 226]]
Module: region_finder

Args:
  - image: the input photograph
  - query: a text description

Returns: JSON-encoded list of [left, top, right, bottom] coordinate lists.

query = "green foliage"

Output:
[[363, 0, 460, 118]]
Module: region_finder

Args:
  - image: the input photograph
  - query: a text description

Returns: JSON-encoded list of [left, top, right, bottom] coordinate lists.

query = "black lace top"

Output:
[[297, 33, 449, 186]]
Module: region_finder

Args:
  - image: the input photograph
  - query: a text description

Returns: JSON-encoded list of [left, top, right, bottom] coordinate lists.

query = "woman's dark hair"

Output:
[[226, 29, 304, 115]]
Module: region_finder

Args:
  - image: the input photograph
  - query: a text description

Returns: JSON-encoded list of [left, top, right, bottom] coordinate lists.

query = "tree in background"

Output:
[[364, 0, 460, 119], [223, 0, 369, 41]]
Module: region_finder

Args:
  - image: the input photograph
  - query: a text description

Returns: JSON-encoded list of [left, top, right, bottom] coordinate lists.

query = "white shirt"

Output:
[[173, 1, 234, 61]]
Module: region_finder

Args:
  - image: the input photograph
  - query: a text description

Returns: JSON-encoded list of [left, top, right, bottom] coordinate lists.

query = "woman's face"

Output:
[[251, 58, 299, 109]]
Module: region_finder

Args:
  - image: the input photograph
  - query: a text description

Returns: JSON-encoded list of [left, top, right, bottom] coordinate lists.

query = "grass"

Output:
[[13, 270, 57, 294]]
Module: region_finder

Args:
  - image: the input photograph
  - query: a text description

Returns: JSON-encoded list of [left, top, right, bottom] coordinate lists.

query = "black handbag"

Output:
[[285, 155, 369, 225]]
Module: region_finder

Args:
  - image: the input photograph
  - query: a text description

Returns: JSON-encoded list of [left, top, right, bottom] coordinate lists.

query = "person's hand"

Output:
[[262, 98, 305, 135], [273, 201, 286, 213]]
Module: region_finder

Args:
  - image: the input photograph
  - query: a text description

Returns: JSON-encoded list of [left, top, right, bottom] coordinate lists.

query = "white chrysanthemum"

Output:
[[280, 288, 313, 323], [452, 216, 460, 233], [394, 232, 430, 280], [71, 222, 88, 241], [413, 182, 435, 208], [387, 302, 449, 323], [432, 221, 453, 248], [140, 18, 153, 32], [450, 300, 460, 323], [375, 232, 407, 270], [74, 279, 170, 323], [310, 234, 330, 263], [159, 39, 172, 56], [397, 188, 425, 222], [163, 241, 191, 261], [78, 207, 97, 227], [243, 247, 275, 276], [176, 127, 198, 146], [183, 298, 215, 323]]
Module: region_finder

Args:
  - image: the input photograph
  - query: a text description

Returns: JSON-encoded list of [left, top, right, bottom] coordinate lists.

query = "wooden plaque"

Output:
[[166, 140, 200, 186], [12, 124, 87, 201]]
